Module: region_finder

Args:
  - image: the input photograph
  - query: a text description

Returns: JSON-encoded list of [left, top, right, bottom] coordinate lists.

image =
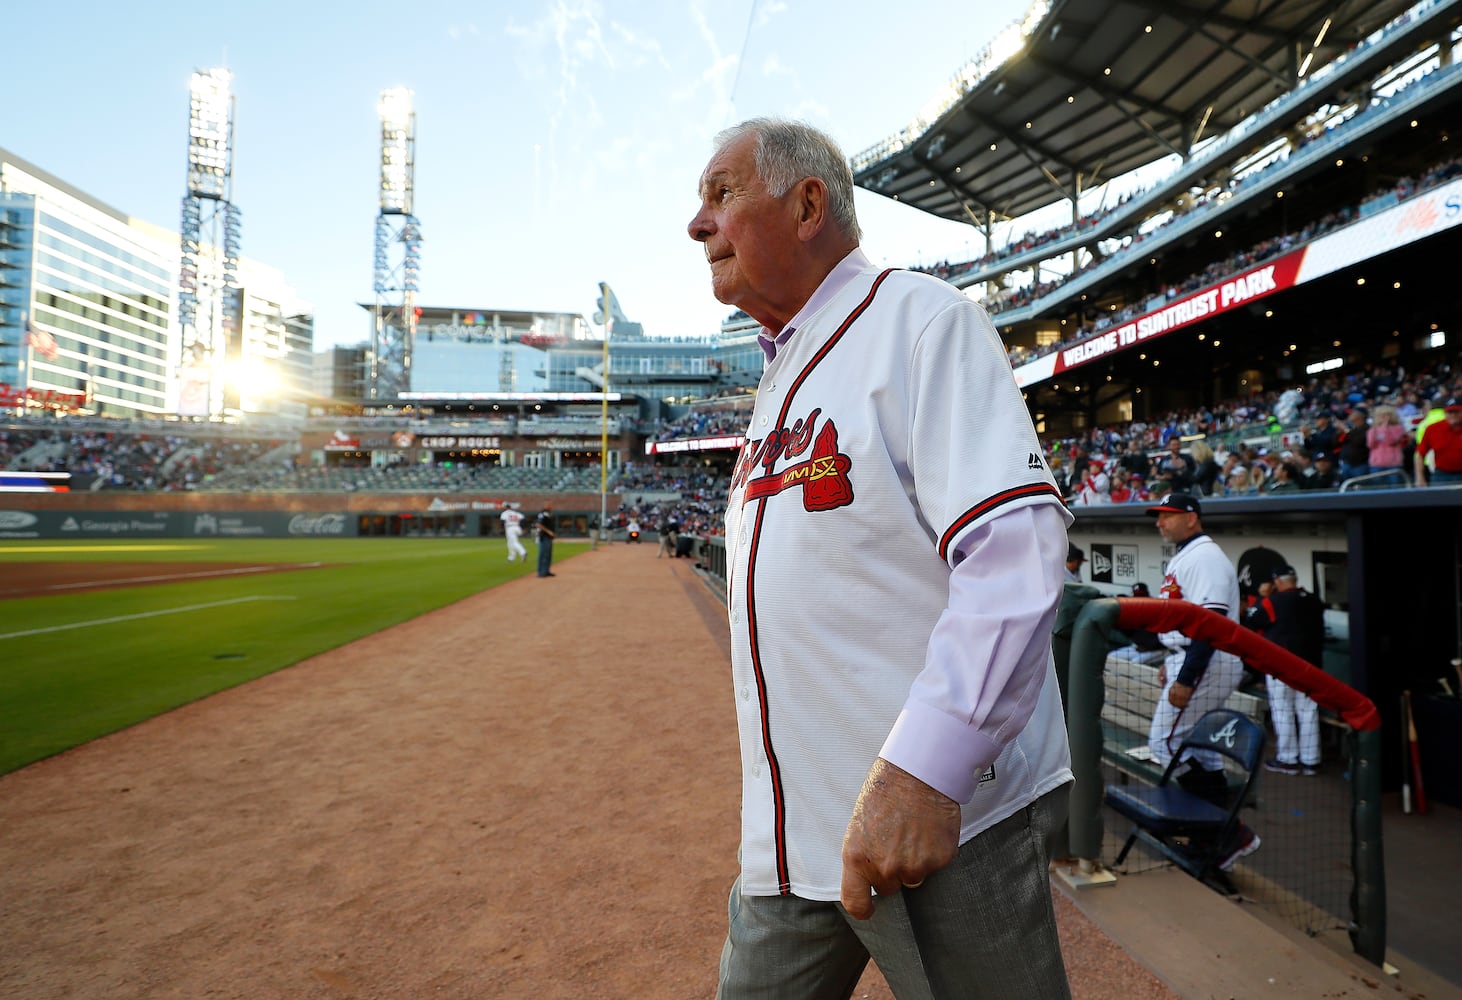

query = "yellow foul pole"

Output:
[[599, 284, 611, 546]]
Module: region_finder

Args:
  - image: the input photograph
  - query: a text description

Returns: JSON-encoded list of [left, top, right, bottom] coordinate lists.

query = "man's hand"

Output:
[[1168, 682, 1194, 708], [840, 758, 960, 920]]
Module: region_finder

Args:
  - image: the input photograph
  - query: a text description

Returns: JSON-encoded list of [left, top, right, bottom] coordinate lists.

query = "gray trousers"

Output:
[[716, 786, 1071, 1000]]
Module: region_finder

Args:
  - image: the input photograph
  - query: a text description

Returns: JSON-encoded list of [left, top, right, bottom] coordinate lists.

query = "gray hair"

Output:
[[714, 117, 862, 242]]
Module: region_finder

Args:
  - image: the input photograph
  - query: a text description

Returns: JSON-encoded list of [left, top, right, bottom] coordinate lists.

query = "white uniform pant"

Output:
[[505, 528, 527, 561], [1265, 675, 1320, 766], [1148, 651, 1245, 771]]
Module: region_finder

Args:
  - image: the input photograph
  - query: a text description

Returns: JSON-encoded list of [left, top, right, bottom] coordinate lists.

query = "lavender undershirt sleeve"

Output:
[[878, 502, 1068, 802]]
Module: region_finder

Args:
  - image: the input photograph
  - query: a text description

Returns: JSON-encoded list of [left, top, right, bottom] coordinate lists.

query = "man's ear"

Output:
[[794, 177, 829, 242]]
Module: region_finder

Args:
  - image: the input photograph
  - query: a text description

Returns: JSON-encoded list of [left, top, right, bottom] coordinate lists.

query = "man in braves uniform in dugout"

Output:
[[689, 116, 1074, 999], [1146, 493, 1260, 870]]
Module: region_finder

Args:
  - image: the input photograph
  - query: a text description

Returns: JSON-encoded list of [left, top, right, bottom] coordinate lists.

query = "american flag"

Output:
[[25, 322, 59, 361]]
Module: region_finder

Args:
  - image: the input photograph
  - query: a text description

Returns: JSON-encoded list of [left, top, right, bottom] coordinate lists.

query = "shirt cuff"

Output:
[[879, 700, 1004, 804]]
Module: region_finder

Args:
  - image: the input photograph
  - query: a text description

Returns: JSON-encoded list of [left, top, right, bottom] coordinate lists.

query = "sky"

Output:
[[2, 0, 1038, 349]]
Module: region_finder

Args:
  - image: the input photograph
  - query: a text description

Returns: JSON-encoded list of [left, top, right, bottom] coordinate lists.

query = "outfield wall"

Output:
[[0, 490, 618, 540]]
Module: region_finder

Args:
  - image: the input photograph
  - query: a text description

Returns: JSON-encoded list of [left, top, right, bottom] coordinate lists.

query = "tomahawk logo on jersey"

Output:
[[733, 408, 854, 512]]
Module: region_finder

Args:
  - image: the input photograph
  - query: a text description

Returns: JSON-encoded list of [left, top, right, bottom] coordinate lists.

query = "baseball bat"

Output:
[[1404, 690, 1428, 815], [1399, 693, 1412, 815]]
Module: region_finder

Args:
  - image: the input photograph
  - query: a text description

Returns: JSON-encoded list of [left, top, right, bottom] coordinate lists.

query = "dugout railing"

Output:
[[1056, 589, 1386, 967]]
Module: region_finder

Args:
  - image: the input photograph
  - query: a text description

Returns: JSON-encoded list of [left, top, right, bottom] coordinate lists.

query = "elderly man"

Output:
[[689, 117, 1073, 998]]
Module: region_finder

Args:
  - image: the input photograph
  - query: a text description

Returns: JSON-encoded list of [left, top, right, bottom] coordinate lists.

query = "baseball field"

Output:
[[0, 538, 1172, 998], [0, 537, 588, 774]]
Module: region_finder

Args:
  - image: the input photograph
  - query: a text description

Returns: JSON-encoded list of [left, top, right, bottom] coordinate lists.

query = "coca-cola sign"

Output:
[[288, 513, 347, 535]]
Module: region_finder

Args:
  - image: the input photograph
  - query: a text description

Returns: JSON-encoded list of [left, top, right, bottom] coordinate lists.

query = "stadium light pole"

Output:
[[598, 283, 611, 546]]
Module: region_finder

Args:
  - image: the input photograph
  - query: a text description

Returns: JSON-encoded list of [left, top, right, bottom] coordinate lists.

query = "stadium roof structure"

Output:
[[852, 0, 1429, 228]]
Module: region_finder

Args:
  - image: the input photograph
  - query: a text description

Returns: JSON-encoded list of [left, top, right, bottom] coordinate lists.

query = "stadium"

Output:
[[4, 1, 1462, 996]]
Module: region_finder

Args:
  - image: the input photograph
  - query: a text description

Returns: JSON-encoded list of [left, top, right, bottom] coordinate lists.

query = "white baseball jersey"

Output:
[[1154, 532, 1240, 640], [724, 262, 1072, 899], [1149, 532, 1244, 767], [500, 509, 524, 533]]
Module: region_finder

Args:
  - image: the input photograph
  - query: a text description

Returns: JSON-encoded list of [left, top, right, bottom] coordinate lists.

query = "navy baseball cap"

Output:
[[1445, 397, 1462, 412], [1273, 564, 1298, 579], [1068, 543, 1086, 562], [1146, 493, 1201, 516]]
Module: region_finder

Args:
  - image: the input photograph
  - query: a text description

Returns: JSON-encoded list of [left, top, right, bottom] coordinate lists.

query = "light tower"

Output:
[[371, 87, 422, 400], [177, 68, 243, 417]]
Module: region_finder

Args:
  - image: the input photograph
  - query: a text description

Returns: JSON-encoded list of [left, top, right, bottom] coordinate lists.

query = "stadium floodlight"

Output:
[[379, 87, 415, 215], [187, 69, 233, 201], [232, 357, 279, 404]]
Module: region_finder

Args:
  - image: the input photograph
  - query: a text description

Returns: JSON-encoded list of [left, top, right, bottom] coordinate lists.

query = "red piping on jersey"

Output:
[[938, 482, 1064, 562], [743, 267, 894, 894]]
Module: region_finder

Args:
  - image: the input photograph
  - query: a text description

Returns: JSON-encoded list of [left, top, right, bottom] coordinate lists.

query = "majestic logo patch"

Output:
[[733, 408, 853, 511]]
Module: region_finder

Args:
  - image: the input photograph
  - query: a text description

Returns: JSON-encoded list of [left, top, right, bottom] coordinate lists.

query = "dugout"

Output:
[[1068, 488, 1462, 799]]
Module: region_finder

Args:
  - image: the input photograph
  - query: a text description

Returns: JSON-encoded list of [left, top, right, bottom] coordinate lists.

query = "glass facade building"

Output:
[[0, 151, 176, 416], [0, 146, 313, 419]]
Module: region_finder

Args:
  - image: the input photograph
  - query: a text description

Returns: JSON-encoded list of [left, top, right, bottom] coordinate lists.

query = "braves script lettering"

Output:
[[732, 409, 854, 512]]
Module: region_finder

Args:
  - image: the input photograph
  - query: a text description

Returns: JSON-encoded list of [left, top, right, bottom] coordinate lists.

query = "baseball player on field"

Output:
[[499, 507, 527, 562], [690, 117, 1074, 999], [1145, 492, 1260, 869]]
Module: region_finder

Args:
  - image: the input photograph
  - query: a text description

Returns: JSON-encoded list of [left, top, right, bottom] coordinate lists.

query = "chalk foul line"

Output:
[[0, 596, 299, 640]]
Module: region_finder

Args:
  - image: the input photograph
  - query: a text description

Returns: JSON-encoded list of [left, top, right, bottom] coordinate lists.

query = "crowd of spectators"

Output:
[[0, 426, 285, 490], [1048, 354, 1462, 504], [607, 461, 730, 539], [651, 408, 751, 441]]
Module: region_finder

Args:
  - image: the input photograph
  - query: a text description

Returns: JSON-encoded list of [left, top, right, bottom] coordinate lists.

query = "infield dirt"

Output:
[[0, 543, 1172, 999], [0, 560, 322, 599]]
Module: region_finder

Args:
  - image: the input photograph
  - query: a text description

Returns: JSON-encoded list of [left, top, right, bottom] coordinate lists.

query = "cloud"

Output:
[[754, 0, 787, 28], [759, 52, 793, 79], [610, 20, 671, 72]]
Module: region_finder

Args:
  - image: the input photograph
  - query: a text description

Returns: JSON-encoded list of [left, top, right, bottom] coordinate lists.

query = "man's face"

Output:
[[1154, 510, 1198, 545], [1167, 439, 1181, 453], [687, 132, 802, 327], [1446, 410, 1462, 428]]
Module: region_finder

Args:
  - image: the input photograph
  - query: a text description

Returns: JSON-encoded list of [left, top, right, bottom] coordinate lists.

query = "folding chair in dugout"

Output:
[[1104, 708, 1265, 884]]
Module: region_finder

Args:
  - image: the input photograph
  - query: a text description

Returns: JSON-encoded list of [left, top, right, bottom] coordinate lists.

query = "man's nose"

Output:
[[688, 207, 713, 242]]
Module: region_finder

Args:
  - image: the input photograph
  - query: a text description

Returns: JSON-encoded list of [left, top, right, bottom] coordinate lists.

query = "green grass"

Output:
[[0, 537, 588, 774]]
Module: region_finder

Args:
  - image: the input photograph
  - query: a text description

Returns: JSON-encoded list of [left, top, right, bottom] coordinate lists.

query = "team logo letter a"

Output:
[[802, 420, 854, 511]]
